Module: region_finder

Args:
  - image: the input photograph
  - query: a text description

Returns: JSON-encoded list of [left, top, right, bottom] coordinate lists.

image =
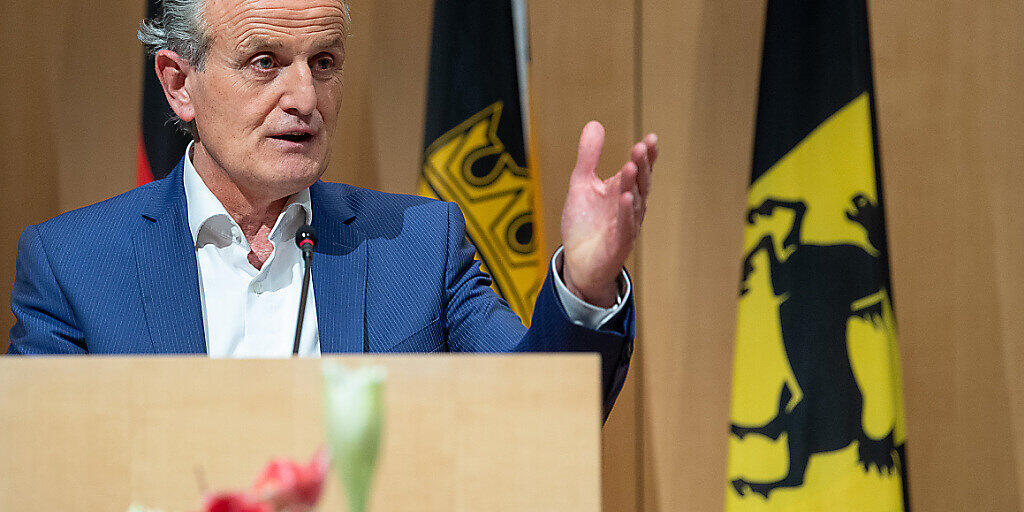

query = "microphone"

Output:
[[292, 225, 317, 356]]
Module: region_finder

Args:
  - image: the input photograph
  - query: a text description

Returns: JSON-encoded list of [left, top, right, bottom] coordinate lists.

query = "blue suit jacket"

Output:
[[9, 158, 633, 417]]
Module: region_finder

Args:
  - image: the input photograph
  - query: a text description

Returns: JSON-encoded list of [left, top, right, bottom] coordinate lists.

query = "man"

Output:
[[8, 0, 657, 417]]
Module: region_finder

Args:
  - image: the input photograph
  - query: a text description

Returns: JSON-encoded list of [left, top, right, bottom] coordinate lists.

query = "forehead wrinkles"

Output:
[[206, 0, 348, 50]]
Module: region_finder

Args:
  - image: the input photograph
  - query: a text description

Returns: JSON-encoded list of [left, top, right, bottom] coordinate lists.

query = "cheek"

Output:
[[236, 82, 276, 129], [317, 80, 343, 121], [204, 75, 272, 129]]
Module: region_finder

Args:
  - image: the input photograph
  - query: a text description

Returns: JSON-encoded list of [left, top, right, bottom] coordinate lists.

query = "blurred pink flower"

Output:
[[201, 492, 270, 512], [196, 448, 329, 512], [250, 448, 330, 512]]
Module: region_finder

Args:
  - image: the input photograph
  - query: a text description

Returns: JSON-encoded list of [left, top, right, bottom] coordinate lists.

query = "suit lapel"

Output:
[[134, 158, 207, 354], [310, 182, 367, 354]]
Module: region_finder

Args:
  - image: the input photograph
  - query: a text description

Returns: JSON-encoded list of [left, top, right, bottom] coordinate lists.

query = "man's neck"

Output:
[[191, 142, 289, 269], [191, 142, 290, 236]]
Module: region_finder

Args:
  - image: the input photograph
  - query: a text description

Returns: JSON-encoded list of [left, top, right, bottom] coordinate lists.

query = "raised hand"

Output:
[[560, 121, 658, 307]]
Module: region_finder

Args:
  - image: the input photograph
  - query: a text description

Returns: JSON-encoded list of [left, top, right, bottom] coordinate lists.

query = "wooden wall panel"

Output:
[[321, 0, 433, 195], [638, 1, 763, 510], [526, 2, 640, 508], [978, 0, 1024, 499], [0, 0, 63, 354], [868, 1, 1023, 508], [52, 0, 143, 213]]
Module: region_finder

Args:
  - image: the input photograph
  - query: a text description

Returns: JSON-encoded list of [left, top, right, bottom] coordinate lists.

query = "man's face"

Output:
[[187, 0, 347, 198]]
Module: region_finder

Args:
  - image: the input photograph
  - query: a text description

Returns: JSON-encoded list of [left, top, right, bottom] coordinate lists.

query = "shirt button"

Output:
[[253, 282, 263, 294]]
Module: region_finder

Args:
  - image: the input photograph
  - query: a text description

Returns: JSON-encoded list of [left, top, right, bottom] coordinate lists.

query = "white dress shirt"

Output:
[[184, 145, 321, 357], [182, 142, 630, 357]]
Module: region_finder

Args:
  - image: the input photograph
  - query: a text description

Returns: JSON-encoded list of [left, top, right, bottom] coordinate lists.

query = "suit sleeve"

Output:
[[441, 202, 633, 421], [8, 225, 87, 354]]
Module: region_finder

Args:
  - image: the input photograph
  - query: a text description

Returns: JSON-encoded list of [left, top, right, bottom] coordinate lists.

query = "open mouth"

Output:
[[270, 132, 314, 143]]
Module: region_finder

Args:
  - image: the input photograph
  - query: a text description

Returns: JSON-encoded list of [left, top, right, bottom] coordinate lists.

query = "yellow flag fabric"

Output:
[[726, 2, 909, 510], [418, 102, 545, 323]]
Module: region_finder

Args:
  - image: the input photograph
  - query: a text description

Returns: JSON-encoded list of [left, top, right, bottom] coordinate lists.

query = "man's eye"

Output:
[[252, 56, 274, 70], [314, 55, 335, 71]]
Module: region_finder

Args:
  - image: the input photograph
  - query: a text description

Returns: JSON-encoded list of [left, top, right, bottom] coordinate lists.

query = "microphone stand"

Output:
[[293, 225, 317, 356]]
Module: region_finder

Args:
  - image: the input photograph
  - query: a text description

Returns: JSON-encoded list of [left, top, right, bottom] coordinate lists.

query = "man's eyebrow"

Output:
[[236, 36, 284, 53], [313, 36, 345, 51], [235, 35, 345, 54]]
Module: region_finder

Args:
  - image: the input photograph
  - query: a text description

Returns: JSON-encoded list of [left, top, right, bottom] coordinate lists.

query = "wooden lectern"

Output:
[[0, 355, 601, 511]]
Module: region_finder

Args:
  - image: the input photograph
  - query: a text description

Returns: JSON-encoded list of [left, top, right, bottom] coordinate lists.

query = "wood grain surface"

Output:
[[0, 355, 600, 512]]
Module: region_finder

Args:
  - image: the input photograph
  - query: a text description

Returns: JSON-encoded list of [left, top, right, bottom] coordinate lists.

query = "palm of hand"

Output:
[[560, 122, 657, 307]]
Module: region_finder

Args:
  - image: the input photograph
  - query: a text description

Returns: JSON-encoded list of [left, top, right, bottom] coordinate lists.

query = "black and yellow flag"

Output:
[[727, 2, 908, 510], [418, 0, 545, 325]]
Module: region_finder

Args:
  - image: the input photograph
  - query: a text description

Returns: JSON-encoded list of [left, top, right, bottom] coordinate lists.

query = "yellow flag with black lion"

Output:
[[727, 2, 909, 510]]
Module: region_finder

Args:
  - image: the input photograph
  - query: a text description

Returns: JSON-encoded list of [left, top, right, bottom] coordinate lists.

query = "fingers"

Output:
[[572, 121, 606, 183], [630, 132, 657, 199], [618, 160, 643, 232], [643, 133, 659, 166], [603, 164, 623, 194], [618, 190, 637, 245], [618, 160, 637, 192], [631, 142, 651, 198]]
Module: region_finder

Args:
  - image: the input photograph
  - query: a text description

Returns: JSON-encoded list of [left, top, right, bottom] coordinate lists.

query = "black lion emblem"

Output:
[[731, 195, 898, 499]]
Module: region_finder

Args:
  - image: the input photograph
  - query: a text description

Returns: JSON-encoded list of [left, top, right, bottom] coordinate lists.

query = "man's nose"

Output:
[[279, 61, 317, 116]]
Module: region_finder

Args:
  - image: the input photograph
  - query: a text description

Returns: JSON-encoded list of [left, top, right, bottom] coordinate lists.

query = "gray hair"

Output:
[[138, 0, 209, 68], [138, 0, 209, 138], [137, 0, 351, 139]]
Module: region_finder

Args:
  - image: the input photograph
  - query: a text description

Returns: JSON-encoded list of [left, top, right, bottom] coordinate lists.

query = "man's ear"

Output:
[[154, 49, 196, 123]]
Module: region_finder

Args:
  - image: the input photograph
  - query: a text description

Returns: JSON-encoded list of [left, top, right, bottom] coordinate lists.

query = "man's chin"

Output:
[[253, 158, 325, 195]]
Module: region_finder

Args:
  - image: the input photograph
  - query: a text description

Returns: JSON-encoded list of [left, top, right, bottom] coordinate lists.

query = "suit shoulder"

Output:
[[328, 182, 444, 211], [30, 180, 164, 243], [317, 182, 450, 239], [324, 181, 450, 226]]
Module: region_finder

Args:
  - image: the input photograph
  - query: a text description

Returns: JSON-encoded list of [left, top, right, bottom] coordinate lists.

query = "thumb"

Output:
[[572, 121, 605, 182]]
